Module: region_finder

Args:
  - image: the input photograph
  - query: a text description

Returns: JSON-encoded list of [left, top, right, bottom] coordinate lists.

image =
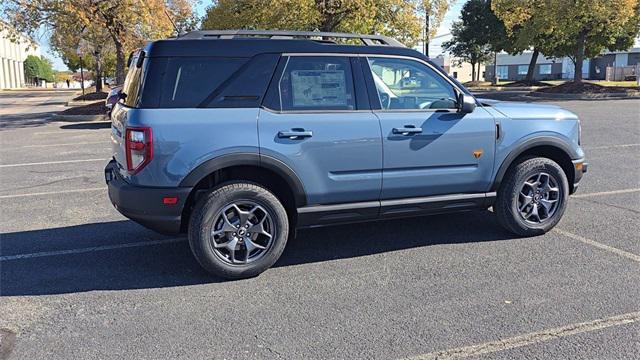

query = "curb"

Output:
[[468, 86, 546, 92], [51, 114, 107, 122], [528, 91, 640, 100], [1, 88, 76, 92], [65, 100, 102, 107]]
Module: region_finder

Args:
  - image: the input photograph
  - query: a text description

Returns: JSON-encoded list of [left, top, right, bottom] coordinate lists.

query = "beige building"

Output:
[[1, 23, 41, 89], [431, 55, 486, 83]]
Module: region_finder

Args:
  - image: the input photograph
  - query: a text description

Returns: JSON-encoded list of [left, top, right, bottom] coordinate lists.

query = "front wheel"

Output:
[[495, 157, 569, 236], [188, 182, 289, 279]]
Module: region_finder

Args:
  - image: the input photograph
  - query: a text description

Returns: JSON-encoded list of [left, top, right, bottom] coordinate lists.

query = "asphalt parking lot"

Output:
[[0, 90, 638, 359]]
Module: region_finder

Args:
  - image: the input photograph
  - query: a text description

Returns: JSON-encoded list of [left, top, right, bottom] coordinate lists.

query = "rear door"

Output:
[[258, 55, 382, 216], [363, 56, 496, 200]]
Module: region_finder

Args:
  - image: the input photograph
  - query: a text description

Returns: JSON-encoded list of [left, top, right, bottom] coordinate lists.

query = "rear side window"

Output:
[[159, 57, 246, 108], [278, 56, 355, 111]]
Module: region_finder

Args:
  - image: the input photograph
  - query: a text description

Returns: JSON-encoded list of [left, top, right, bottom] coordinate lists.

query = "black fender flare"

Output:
[[179, 153, 307, 207], [491, 136, 579, 191]]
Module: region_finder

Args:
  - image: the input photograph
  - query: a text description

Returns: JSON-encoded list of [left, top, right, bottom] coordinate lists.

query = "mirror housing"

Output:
[[457, 93, 477, 114]]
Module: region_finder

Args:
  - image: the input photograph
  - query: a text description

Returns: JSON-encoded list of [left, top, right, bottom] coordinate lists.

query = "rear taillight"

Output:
[[125, 127, 152, 174]]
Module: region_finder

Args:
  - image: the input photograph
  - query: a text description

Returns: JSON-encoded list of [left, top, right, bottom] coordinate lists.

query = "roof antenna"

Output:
[[164, 9, 184, 37]]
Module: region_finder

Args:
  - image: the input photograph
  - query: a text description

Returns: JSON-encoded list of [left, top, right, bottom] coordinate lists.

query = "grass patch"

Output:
[[536, 81, 640, 94], [59, 101, 106, 115], [73, 91, 108, 101]]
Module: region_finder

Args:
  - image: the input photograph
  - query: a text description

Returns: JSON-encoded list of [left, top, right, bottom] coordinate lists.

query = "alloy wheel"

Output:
[[210, 201, 275, 265], [517, 172, 562, 224]]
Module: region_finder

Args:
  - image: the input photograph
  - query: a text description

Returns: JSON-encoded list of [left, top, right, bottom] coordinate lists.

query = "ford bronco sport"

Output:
[[105, 30, 587, 279]]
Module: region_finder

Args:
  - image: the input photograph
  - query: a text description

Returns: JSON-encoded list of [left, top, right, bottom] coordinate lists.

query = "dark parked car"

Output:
[[105, 85, 122, 117]]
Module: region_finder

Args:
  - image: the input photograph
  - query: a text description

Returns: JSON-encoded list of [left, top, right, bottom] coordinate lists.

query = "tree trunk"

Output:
[[114, 39, 126, 85], [574, 30, 586, 82], [94, 47, 103, 93], [471, 62, 476, 83], [525, 48, 539, 83]]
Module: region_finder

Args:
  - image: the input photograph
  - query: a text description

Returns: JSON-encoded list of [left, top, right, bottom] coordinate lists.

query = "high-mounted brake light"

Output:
[[125, 127, 152, 174]]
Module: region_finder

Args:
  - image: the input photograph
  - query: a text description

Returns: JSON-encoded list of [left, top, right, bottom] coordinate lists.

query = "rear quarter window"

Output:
[[121, 54, 144, 107], [158, 57, 246, 108]]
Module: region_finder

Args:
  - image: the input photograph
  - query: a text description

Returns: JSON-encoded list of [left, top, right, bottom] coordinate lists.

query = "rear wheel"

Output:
[[188, 182, 289, 279], [495, 157, 569, 236]]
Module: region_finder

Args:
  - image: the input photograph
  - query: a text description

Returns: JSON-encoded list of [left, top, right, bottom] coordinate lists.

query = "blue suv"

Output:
[[105, 30, 587, 279]]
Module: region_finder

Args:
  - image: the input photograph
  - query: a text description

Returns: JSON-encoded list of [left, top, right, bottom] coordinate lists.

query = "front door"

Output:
[[259, 55, 382, 208], [363, 56, 496, 200]]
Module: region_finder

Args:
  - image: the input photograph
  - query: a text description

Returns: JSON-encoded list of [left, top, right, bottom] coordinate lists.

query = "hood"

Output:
[[477, 98, 579, 121]]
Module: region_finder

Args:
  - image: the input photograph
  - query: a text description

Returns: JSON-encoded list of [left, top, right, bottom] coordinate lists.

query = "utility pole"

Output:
[[424, 13, 430, 57]]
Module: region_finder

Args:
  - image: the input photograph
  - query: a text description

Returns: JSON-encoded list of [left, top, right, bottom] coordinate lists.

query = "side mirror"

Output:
[[457, 93, 476, 114]]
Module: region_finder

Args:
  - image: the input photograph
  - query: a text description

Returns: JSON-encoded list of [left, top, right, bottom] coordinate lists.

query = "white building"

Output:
[[1, 22, 41, 89]]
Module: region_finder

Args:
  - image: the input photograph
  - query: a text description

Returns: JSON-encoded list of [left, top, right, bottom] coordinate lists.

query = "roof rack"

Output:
[[178, 30, 405, 47]]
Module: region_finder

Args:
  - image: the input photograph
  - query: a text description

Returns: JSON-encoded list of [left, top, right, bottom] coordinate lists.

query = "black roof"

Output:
[[144, 38, 427, 60]]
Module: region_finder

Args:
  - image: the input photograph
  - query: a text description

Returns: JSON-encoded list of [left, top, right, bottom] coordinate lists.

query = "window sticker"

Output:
[[291, 70, 347, 107]]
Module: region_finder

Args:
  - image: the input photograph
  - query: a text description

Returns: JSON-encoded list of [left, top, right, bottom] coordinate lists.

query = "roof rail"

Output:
[[178, 30, 405, 47]]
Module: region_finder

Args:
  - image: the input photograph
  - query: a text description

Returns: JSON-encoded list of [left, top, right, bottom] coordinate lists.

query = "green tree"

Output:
[[2, 0, 195, 84], [442, 0, 495, 82], [493, 0, 640, 82], [202, 0, 429, 47], [23, 55, 54, 84]]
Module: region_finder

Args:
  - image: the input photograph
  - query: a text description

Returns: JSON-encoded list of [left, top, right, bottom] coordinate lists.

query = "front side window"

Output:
[[278, 56, 355, 111], [367, 57, 457, 110], [517, 65, 529, 75]]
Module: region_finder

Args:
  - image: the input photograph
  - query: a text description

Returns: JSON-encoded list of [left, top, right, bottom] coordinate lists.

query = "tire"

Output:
[[188, 182, 289, 279], [495, 157, 569, 237]]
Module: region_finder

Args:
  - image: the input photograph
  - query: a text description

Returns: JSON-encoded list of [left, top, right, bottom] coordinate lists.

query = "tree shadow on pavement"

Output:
[[0, 211, 517, 296], [0, 111, 61, 129]]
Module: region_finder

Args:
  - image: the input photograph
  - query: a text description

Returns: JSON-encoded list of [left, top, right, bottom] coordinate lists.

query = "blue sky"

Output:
[[43, 1, 463, 70]]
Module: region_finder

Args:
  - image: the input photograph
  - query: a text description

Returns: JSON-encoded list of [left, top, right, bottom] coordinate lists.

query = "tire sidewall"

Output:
[[189, 183, 289, 279], [507, 159, 569, 233]]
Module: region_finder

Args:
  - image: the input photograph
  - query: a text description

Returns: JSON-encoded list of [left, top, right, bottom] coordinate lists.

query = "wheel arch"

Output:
[[179, 153, 307, 231], [492, 137, 578, 193]]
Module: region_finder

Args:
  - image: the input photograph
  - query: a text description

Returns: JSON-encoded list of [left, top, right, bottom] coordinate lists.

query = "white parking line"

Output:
[[8, 141, 108, 149], [0, 238, 186, 261], [584, 143, 640, 150], [32, 128, 110, 135], [554, 228, 640, 263], [573, 188, 640, 198], [0, 187, 106, 199], [405, 311, 640, 360], [0, 158, 107, 168]]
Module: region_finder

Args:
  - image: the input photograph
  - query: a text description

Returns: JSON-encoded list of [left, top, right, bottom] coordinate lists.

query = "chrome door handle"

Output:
[[392, 126, 422, 135], [278, 129, 313, 139]]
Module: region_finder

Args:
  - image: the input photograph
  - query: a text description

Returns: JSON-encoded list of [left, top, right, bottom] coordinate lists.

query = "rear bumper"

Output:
[[571, 158, 588, 194], [105, 160, 192, 234]]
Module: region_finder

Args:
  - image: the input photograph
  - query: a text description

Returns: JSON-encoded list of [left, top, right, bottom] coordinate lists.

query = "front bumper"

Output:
[[105, 160, 192, 234], [571, 158, 588, 194]]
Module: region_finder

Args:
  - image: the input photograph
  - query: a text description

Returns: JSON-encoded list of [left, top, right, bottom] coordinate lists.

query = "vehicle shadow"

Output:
[[1, 211, 517, 296]]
